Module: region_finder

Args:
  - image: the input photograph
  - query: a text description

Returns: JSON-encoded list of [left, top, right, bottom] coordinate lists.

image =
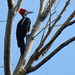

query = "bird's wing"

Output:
[[23, 18, 31, 31]]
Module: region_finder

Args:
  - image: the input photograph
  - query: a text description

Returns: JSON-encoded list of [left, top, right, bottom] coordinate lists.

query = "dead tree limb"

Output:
[[4, 0, 23, 75], [39, 11, 75, 57], [7, 0, 15, 9], [25, 11, 75, 73], [34, 0, 71, 59], [13, 0, 58, 75], [27, 36, 75, 73]]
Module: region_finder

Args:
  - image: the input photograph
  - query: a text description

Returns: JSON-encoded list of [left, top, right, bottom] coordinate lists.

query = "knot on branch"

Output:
[[17, 68, 27, 75], [39, 12, 48, 22]]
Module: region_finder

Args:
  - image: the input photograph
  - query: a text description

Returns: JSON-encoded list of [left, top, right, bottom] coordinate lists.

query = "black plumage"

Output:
[[16, 17, 31, 55]]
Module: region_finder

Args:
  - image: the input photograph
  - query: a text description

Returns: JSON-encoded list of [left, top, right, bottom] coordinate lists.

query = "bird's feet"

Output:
[[26, 34, 34, 40], [26, 34, 30, 37], [31, 37, 34, 40]]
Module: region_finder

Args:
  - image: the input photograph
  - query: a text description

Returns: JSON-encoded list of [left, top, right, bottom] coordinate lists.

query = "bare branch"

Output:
[[39, 19, 75, 58], [0, 20, 7, 22], [38, 7, 75, 58], [7, 0, 15, 9], [0, 66, 4, 68], [52, 0, 71, 28], [63, 11, 75, 24], [5, 1, 23, 75], [24, 1, 73, 71], [35, 0, 71, 56], [39, 12, 75, 57], [27, 37, 75, 73], [4, 9, 15, 75], [39, 0, 58, 21], [39, 17, 75, 57], [40, 0, 48, 13], [25, 19, 75, 73], [39, 0, 73, 52], [14, 0, 57, 74], [49, 0, 51, 27], [33, 11, 56, 38], [14, 0, 23, 14], [13, 0, 48, 75], [39, 40, 54, 59], [40, 0, 54, 42], [40, 28, 46, 42]]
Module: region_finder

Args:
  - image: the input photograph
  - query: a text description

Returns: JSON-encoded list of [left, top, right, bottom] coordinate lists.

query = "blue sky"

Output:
[[0, 0, 75, 75]]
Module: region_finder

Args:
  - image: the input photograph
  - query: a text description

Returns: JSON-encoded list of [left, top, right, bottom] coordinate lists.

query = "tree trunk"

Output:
[[4, 9, 15, 75]]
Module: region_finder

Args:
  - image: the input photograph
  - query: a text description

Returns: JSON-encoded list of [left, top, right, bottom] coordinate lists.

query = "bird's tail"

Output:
[[18, 40, 25, 55]]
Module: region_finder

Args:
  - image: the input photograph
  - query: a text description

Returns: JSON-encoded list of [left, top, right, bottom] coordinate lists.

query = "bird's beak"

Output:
[[28, 11, 34, 14], [24, 11, 33, 15]]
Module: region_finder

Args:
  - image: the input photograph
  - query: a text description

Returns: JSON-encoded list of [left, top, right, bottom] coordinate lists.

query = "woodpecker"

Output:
[[16, 8, 33, 55]]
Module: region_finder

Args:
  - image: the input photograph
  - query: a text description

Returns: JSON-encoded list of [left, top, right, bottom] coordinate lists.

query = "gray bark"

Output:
[[13, 0, 58, 75], [4, 0, 23, 75], [4, 0, 75, 75], [4, 9, 15, 75]]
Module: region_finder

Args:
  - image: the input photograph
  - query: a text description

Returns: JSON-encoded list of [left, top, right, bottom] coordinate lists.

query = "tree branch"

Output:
[[27, 14, 75, 72], [34, 0, 71, 58], [39, 0, 58, 21], [14, 0, 57, 75], [4, 9, 15, 75], [39, 11, 75, 57], [7, 0, 15, 9], [0, 20, 7, 22], [40, 0, 48, 13], [14, 0, 23, 14], [5, 0, 23, 75], [24, 0, 72, 71], [39, 19, 75, 57], [27, 37, 75, 73]]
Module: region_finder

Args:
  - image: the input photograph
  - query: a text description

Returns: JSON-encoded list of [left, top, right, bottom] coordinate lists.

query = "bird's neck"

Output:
[[22, 15, 27, 19], [21, 16, 27, 25]]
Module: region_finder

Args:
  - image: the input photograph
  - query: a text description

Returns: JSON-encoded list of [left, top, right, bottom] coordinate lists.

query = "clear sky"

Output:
[[0, 0, 75, 75]]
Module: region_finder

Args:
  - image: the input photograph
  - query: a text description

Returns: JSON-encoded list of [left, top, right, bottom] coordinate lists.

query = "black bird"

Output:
[[16, 8, 33, 55]]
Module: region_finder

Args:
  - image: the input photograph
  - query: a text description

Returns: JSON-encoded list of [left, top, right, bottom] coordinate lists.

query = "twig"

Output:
[[0, 20, 7, 22], [33, 28, 44, 38], [0, 64, 14, 68], [33, 10, 56, 38], [40, 9, 55, 43], [33, 0, 72, 59], [39, 18, 75, 56], [53, 0, 60, 11], [27, 37, 75, 73], [40, 28, 45, 42], [40, 18, 50, 42], [49, 0, 51, 27], [39, 0, 58, 21], [39, 18, 75, 57], [38, 0, 72, 56], [24, 1, 72, 74], [55, 24, 62, 27], [33, 17, 56, 38], [25, 0, 58, 72]]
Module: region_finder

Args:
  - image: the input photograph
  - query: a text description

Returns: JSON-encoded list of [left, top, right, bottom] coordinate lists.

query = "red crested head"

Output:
[[19, 8, 26, 15], [19, 8, 33, 16]]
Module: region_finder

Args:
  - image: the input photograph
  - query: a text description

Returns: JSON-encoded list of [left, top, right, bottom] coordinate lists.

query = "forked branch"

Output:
[[26, 36, 75, 73], [34, 0, 71, 58], [5, 0, 23, 75], [7, 0, 15, 9], [14, 0, 23, 14], [25, 11, 75, 73]]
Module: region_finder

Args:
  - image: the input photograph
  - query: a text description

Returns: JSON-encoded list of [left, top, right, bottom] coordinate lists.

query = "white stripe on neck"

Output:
[[21, 16, 27, 25]]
